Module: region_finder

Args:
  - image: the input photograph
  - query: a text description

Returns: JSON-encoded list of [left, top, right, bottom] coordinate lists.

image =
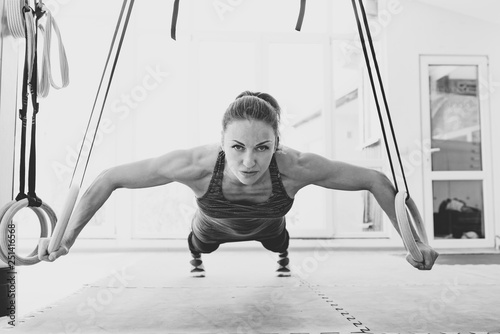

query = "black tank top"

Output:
[[192, 150, 294, 243]]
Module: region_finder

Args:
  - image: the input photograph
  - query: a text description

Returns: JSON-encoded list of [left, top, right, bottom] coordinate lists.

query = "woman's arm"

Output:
[[290, 151, 399, 226], [280, 148, 439, 270], [38, 147, 208, 261]]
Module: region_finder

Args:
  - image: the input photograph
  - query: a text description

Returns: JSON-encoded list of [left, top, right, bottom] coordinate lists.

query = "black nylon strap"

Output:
[[15, 7, 31, 202], [171, 0, 302, 39], [171, 0, 180, 40], [295, 0, 306, 31], [26, 4, 44, 207], [357, 0, 410, 197], [70, 0, 129, 187], [351, 0, 410, 198], [75, 0, 136, 188]]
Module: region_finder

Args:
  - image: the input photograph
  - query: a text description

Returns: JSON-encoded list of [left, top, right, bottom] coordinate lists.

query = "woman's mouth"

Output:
[[240, 171, 258, 177]]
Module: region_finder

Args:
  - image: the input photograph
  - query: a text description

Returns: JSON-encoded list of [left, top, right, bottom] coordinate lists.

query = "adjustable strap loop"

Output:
[[37, 3, 70, 97], [17, 41, 29, 201], [24, 6, 36, 82], [26, 3, 43, 207], [11, 2, 41, 205], [295, 0, 306, 31]]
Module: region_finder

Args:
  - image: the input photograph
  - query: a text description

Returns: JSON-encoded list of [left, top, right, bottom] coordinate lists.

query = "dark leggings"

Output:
[[188, 229, 290, 255]]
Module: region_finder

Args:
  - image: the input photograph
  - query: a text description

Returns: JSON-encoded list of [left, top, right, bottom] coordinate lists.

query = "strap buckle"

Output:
[[27, 192, 42, 207]]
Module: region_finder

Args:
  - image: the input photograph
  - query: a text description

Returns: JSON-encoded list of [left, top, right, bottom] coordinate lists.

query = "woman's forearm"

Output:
[[62, 170, 116, 249], [369, 171, 423, 243], [369, 172, 401, 235]]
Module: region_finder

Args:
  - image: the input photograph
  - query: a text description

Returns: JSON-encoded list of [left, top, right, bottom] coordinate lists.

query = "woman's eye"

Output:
[[232, 145, 244, 151], [256, 146, 270, 152]]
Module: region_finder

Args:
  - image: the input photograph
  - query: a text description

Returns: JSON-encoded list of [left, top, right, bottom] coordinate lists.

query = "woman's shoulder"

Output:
[[187, 143, 221, 173], [274, 146, 328, 183], [274, 146, 305, 172], [274, 146, 310, 181], [274, 146, 312, 197], [164, 144, 220, 192]]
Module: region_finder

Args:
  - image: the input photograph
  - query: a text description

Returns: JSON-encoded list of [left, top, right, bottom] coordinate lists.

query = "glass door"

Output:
[[420, 56, 495, 248]]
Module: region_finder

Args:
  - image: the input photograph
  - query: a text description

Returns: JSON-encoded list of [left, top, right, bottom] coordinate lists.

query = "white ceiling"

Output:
[[416, 0, 500, 25]]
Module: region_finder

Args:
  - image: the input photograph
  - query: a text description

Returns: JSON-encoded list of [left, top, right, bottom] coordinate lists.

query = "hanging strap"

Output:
[[169, 0, 304, 39], [7, 1, 37, 83], [25, 3, 45, 207], [24, 6, 36, 82], [351, 0, 409, 198], [171, 0, 180, 40], [37, 3, 70, 98], [14, 4, 43, 206], [71, 0, 136, 188], [295, 0, 306, 31], [15, 10, 31, 203], [71, 0, 129, 188]]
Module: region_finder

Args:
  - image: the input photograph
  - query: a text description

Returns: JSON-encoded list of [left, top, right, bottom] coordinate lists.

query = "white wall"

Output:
[[384, 0, 500, 245]]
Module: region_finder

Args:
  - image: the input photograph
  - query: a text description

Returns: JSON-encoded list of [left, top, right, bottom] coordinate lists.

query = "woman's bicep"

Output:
[[107, 150, 194, 189], [300, 153, 377, 191]]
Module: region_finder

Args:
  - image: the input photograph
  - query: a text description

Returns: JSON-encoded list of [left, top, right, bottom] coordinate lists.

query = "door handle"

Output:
[[429, 148, 441, 153]]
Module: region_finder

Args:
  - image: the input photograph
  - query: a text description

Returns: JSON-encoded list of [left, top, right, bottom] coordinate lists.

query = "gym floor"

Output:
[[1, 240, 499, 333]]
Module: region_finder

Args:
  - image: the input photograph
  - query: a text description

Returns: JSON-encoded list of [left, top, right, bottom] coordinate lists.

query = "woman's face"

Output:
[[222, 120, 276, 186]]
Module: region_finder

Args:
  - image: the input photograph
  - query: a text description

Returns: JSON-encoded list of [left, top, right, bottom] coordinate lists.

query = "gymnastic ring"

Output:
[[48, 184, 79, 253], [0, 201, 17, 264], [0, 199, 57, 266], [394, 191, 429, 263], [0, 199, 56, 265], [0, 201, 44, 264]]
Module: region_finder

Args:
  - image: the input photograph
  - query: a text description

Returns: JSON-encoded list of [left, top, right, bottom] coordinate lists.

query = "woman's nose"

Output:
[[242, 152, 256, 168]]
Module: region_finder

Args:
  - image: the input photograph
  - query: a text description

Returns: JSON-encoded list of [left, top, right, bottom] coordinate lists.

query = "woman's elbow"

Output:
[[86, 168, 119, 195], [369, 170, 395, 194]]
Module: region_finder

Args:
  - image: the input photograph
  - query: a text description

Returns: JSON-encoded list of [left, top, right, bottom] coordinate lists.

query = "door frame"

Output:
[[420, 55, 495, 248]]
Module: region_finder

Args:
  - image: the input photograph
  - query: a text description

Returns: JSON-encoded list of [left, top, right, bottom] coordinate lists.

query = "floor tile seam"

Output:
[[85, 284, 298, 288], [298, 278, 373, 334], [287, 283, 500, 288], [84, 283, 500, 289], [4, 285, 93, 330]]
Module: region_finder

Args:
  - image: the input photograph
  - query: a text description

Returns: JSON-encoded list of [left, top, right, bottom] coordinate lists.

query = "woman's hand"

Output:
[[38, 237, 70, 262], [406, 241, 439, 270]]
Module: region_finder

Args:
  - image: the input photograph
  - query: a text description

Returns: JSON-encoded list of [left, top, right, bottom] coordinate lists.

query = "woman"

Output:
[[38, 91, 439, 274]]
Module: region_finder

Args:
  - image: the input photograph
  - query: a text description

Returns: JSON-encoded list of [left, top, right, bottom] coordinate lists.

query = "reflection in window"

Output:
[[433, 180, 484, 239], [429, 65, 482, 171]]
